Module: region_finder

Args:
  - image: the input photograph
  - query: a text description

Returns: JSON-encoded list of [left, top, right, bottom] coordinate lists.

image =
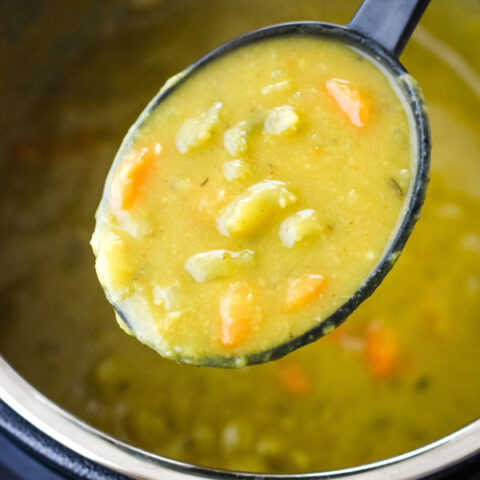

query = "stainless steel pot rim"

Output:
[[0, 355, 479, 480]]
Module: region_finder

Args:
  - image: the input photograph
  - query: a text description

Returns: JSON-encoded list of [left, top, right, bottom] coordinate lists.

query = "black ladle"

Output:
[[115, 0, 431, 367]]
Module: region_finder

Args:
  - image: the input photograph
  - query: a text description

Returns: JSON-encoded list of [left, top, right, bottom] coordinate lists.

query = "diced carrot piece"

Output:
[[110, 147, 155, 211], [285, 274, 326, 311], [364, 322, 399, 378], [275, 361, 311, 396], [325, 79, 371, 127], [219, 280, 258, 348]]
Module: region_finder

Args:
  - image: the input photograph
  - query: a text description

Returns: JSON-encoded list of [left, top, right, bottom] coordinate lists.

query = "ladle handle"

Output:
[[348, 0, 430, 57]]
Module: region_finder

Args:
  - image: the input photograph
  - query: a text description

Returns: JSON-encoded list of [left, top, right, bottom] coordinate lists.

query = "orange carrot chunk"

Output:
[[325, 79, 371, 127], [219, 281, 258, 348], [275, 361, 311, 396], [364, 322, 399, 378], [285, 274, 326, 311], [110, 147, 155, 211]]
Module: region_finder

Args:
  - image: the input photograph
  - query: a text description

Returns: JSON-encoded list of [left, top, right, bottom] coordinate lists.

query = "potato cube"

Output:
[[279, 209, 324, 248], [264, 106, 299, 135], [175, 102, 223, 154], [152, 285, 181, 310], [92, 231, 135, 298], [216, 180, 297, 237], [261, 80, 294, 95], [224, 121, 250, 156], [185, 249, 255, 283], [222, 159, 250, 182]]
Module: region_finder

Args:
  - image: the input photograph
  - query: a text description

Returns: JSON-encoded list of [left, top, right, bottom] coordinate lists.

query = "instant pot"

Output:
[[1, 365, 480, 479], [1, 1, 480, 479]]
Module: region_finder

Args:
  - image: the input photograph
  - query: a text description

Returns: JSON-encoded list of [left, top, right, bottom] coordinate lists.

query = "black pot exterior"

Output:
[[0, 401, 128, 480]]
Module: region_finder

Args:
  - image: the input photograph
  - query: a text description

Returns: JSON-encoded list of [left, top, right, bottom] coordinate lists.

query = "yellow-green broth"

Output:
[[1, 0, 479, 474]]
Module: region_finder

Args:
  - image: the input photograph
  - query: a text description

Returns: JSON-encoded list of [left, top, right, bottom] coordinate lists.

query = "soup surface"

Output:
[[1, 0, 479, 474], [92, 36, 413, 365]]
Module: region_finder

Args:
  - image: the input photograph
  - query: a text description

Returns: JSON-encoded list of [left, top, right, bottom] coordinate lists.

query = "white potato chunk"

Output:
[[175, 102, 223, 154], [92, 230, 134, 300], [152, 285, 181, 310], [222, 159, 250, 182], [263, 106, 299, 135], [261, 80, 294, 95], [185, 249, 255, 283], [224, 121, 249, 156], [216, 180, 297, 237], [279, 209, 324, 248]]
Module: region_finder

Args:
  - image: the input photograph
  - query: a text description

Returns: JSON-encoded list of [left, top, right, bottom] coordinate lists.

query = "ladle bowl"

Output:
[[109, 0, 431, 367]]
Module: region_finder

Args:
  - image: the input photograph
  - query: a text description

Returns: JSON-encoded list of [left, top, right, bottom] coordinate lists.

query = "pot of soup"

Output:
[[1, 1, 479, 479]]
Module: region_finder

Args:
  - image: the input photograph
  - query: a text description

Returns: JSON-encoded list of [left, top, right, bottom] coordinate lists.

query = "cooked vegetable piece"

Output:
[[219, 281, 260, 348], [364, 322, 399, 378], [109, 147, 154, 211], [325, 79, 371, 127], [286, 274, 326, 311], [152, 285, 181, 310], [279, 209, 324, 248], [224, 121, 250, 156], [263, 106, 299, 135], [275, 361, 311, 395], [185, 249, 255, 283], [175, 102, 223, 153], [92, 231, 135, 298], [261, 80, 294, 95], [222, 159, 251, 182], [216, 180, 297, 237]]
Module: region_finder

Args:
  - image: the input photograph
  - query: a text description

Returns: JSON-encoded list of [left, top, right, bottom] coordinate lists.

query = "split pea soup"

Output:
[[91, 35, 417, 366]]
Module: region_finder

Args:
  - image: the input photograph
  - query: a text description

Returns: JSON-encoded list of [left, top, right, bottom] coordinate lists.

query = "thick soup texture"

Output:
[[1, 0, 479, 474], [92, 37, 412, 365]]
